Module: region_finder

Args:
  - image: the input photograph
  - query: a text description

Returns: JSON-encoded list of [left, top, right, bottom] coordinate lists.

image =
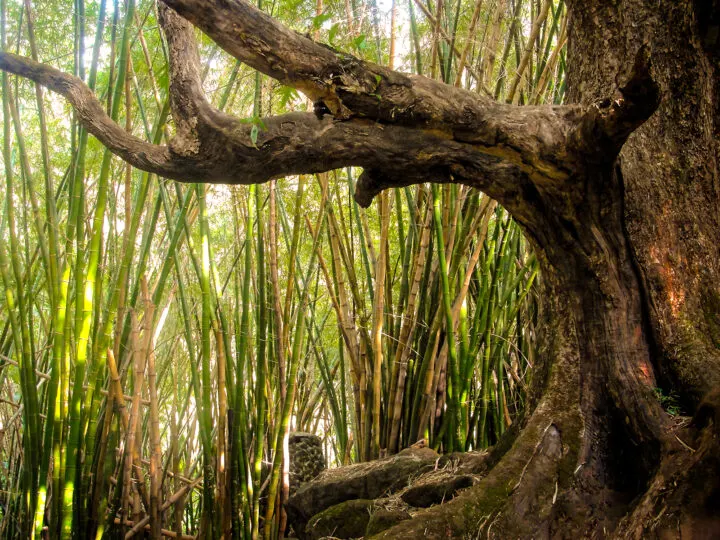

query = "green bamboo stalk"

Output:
[[431, 184, 462, 451], [62, 1, 136, 533], [371, 191, 390, 457], [197, 182, 218, 538], [506, 0, 551, 103], [1, 3, 40, 529], [263, 181, 327, 536], [231, 186, 253, 539]]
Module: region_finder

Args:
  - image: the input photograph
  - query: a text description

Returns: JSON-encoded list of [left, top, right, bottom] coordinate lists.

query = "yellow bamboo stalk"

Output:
[[412, 0, 489, 91], [141, 279, 161, 539], [481, 0, 509, 84], [507, 0, 552, 103], [306, 212, 369, 448], [417, 328, 443, 441], [451, 201, 497, 324], [444, 185, 467, 261], [389, 0, 397, 69], [122, 312, 144, 532], [359, 336, 371, 459], [281, 176, 305, 345], [133, 15, 164, 112], [359, 210, 378, 271], [124, 478, 203, 539], [387, 200, 432, 452], [372, 192, 391, 457], [430, 0, 444, 79], [171, 356, 184, 538], [310, 224, 360, 376], [343, 0, 355, 36], [116, 517, 195, 539], [323, 202, 361, 377], [268, 179, 290, 538], [326, 201, 365, 311], [454, 0, 485, 86], [215, 325, 229, 538], [531, 19, 567, 104], [132, 484, 143, 534], [268, 181, 286, 404]]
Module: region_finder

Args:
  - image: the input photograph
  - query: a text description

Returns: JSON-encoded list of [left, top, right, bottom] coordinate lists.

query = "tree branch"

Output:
[[160, 0, 583, 182], [0, 52, 180, 177], [160, 0, 341, 102], [0, 50, 531, 209], [568, 45, 660, 161], [159, 0, 659, 194], [157, 2, 207, 156], [0, 1, 661, 216]]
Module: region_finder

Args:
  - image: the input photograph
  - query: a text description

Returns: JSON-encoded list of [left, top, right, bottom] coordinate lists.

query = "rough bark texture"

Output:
[[1, 0, 718, 537], [567, 1, 720, 536], [0, 1, 650, 205], [568, 0, 720, 408], [372, 1, 720, 537]]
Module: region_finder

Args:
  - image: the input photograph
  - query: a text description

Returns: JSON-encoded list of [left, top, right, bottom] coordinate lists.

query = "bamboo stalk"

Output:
[[531, 16, 567, 104], [412, 0, 489, 92], [116, 517, 196, 540], [141, 280, 162, 539], [454, 0, 485, 86], [1, 5, 41, 528], [0, 3, 547, 533], [506, 0, 551, 103], [372, 191, 391, 457], [215, 325, 229, 538], [124, 477, 203, 538], [265, 178, 289, 539], [121, 312, 145, 534], [387, 200, 432, 453], [197, 182, 217, 538]]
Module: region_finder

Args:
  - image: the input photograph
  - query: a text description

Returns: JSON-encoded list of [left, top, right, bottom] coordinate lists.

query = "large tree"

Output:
[[1, 0, 718, 537]]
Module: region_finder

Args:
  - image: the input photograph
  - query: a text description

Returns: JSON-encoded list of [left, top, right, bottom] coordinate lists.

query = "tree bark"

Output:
[[567, 1, 720, 536], [374, 1, 720, 537]]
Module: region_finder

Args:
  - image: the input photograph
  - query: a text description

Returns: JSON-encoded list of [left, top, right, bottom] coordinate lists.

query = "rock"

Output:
[[290, 432, 326, 495], [400, 470, 475, 507], [305, 499, 374, 539], [286, 447, 439, 536], [365, 508, 412, 536]]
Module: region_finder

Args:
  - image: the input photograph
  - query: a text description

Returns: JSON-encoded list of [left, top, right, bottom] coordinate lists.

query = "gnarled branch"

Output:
[[161, 0, 585, 185], [0, 52, 178, 177], [0, 49, 530, 208], [0, 0, 660, 217]]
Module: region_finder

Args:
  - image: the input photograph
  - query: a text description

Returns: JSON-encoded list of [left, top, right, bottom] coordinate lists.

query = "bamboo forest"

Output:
[[0, 0, 568, 537]]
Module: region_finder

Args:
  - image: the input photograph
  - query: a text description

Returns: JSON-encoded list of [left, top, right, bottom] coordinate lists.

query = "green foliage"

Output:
[[311, 12, 333, 30], [653, 387, 682, 416], [352, 34, 369, 52], [278, 85, 300, 108], [238, 116, 267, 146], [328, 22, 341, 45]]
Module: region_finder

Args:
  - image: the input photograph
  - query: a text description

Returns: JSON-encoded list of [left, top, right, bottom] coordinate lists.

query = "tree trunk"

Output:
[[373, 1, 720, 537]]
